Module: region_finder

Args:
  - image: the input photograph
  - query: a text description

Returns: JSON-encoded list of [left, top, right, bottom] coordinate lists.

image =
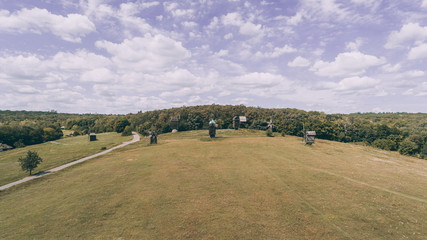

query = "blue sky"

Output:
[[0, 0, 426, 114]]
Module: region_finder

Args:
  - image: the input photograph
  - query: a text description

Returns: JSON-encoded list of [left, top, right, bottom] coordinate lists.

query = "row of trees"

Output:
[[1, 106, 426, 159]]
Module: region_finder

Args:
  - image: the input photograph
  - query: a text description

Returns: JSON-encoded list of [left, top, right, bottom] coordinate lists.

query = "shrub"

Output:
[[101, 146, 107, 150], [421, 143, 427, 159], [121, 125, 132, 136], [372, 139, 398, 151], [398, 140, 418, 156]]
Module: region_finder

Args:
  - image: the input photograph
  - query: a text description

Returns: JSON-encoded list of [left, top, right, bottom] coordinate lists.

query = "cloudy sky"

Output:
[[0, 0, 426, 114]]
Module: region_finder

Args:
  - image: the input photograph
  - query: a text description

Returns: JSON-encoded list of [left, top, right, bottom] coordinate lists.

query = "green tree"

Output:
[[114, 118, 130, 133], [372, 139, 398, 151], [18, 151, 43, 175], [121, 125, 132, 136], [398, 140, 418, 156], [421, 143, 427, 159]]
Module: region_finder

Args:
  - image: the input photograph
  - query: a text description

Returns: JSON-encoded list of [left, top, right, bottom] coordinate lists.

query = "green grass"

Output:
[[0, 132, 133, 186], [0, 130, 426, 239]]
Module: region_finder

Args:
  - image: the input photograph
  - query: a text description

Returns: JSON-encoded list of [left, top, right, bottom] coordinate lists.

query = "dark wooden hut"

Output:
[[89, 133, 97, 141], [305, 131, 316, 145]]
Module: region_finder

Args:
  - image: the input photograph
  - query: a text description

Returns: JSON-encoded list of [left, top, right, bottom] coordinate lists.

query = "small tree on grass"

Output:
[[18, 150, 43, 175]]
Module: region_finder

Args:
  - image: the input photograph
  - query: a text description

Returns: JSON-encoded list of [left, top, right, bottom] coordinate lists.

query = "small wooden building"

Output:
[[0, 143, 13, 152], [89, 133, 97, 141], [170, 116, 179, 132], [239, 116, 247, 128], [233, 116, 240, 130], [305, 131, 316, 145]]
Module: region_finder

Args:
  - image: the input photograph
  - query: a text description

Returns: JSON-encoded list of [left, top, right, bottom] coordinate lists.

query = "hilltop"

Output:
[[1, 130, 426, 239]]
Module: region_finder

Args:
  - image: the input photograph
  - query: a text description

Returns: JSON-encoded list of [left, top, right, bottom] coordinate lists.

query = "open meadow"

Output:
[[0, 129, 426, 239], [0, 132, 133, 186]]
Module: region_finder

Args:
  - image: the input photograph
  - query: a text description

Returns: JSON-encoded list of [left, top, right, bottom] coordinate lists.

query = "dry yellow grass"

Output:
[[0, 130, 426, 239]]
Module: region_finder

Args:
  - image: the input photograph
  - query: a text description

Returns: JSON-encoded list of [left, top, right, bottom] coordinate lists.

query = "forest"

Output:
[[1, 105, 426, 159]]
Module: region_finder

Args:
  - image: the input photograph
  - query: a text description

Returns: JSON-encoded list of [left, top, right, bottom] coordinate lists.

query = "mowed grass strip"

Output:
[[0, 130, 426, 239], [0, 132, 133, 186]]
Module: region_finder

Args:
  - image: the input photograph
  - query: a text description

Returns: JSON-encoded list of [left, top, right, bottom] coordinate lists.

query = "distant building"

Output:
[[233, 116, 240, 130], [89, 133, 97, 141], [170, 116, 179, 132], [239, 116, 247, 128], [305, 131, 316, 145], [0, 143, 13, 152]]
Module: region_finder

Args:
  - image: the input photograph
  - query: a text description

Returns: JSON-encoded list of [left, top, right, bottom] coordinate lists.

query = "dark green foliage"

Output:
[[372, 139, 398, 151], [421, 144, 427, 159], [114, 118, 130, 133], [399, 140, 419, 156], [18, 150, 43, 175], [1, 107, 426, 159], [121, 126, 132, 136], [266, 129, 274, 137]]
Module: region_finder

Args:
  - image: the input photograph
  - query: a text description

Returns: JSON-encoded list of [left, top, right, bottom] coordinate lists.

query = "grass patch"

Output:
[[0, 130, 426, 239], [0, 132, 133, 186]]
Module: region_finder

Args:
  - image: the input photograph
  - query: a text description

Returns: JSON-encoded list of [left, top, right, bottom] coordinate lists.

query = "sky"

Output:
[[0, 0, 426, 114]]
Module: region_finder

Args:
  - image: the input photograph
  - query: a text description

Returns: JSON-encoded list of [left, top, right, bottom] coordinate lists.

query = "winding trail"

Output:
[[0, 132, 140, 191]]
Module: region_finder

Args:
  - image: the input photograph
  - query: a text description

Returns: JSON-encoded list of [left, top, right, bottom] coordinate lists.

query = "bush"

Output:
[[372, 139, 398, 151], [421, 143, 427, 159], [398, 140, 418, 156], [121, 125, 132, 136], [266, 129, 274, 137], [281, 131, 286, 137], [101, 146, 107, 150]]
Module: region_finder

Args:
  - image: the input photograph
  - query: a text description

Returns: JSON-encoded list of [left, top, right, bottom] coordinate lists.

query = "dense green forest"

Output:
[[1, 106, 426, 159]]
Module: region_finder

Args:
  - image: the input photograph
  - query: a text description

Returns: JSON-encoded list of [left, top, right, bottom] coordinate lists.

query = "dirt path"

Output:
[[0, 132, 140, 191]]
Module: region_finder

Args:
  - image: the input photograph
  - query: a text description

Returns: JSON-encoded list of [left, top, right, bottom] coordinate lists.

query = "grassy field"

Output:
[[0, 132, 133, 186], [0, 129, 426, 239]]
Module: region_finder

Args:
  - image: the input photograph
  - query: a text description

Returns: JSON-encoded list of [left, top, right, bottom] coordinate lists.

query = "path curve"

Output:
[[0, 132, 140, 191]]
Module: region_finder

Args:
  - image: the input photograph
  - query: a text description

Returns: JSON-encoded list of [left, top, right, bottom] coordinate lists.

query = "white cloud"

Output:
[[385, 23, 427, 49], [95, 34, 191, 72], [80, 68, 116, 83], [214, 50, 229, 57], [317, 76, 380, 92], [422, 0, 427, 8], [311, 51, 385, 77], [403, 82, 427, 96], [52, 50, 112, 71], [408, 43, 427, 60], [221, 12, 263, 36], [288, 56, 311, 67], [287, 11, 304, 25], [0, 8, 95, 42], [232, 72, 284, 88], [345, 38, 363, 51], [255, 45, 296, 58], [224, 33, 233, 39], [182, 21, 198, 28], [381, 63, 401, 73]]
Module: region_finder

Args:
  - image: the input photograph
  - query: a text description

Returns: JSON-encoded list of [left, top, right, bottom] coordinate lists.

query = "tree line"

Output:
[[1, 106, 426, 159]]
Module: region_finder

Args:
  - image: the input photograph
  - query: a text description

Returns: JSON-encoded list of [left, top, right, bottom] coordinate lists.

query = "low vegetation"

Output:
[[0, 130, 425, 239], [0, 132, 132, 186]]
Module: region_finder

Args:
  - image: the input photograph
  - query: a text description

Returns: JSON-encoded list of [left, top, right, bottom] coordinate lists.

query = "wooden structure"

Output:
[[170, 116, 179, 132], [209, 120, 216, 138], [0, 143, 13, 152], [304, 131, 316, 145], [150, 131, 157, 144], [239, 116, 247, 128], [233, 116, 240, 130], [89, 133, 97, 141]]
